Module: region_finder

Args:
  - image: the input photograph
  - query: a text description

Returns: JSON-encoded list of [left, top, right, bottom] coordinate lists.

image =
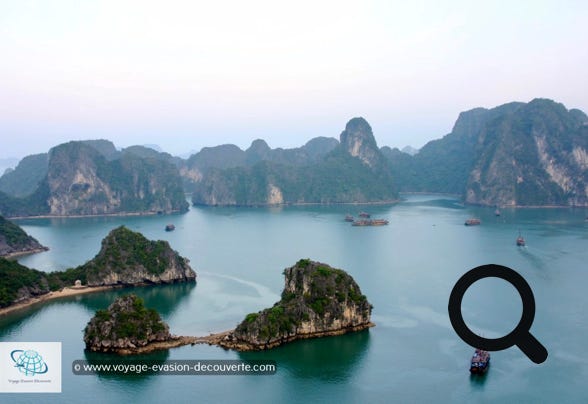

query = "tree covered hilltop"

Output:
[[0, 226, 195, 309], [84, 294, 173, 353], [0, 215, 48, 258], [219, 259, 374, 351]]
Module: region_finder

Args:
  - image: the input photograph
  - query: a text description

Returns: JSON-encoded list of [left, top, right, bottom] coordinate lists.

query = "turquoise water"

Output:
[[2, 195, 588, 403]]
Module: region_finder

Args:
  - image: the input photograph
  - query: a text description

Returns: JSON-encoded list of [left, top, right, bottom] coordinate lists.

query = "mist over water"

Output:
[[3, 195, 588, 403]]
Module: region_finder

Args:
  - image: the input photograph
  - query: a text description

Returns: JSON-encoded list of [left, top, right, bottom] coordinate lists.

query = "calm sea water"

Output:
[[2, 195, 588, 403]]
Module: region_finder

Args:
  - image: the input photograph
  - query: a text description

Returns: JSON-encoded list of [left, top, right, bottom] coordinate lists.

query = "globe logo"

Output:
[[10, 349, 49, 376]]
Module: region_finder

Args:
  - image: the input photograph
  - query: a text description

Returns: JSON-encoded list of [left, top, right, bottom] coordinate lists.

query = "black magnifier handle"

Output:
[[517, 332, 548, 364]]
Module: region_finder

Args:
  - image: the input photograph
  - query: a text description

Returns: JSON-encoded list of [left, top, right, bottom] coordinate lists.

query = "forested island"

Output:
[[0, 226, 196, 311]]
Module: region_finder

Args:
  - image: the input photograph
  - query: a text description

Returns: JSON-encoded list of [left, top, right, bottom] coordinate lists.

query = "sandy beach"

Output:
[[0, 285, 115, 317]]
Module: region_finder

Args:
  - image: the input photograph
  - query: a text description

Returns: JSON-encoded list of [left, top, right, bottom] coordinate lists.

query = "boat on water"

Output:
[[351, 219, 389, 226], [470, 348, 490, 374], [495, 208, 501, 216], [344, 215, 354, 222], [358, 212, 371, 218], [464, 218, 481, 226], [165, 224, 175, 231], [516, 232, 525, 246]]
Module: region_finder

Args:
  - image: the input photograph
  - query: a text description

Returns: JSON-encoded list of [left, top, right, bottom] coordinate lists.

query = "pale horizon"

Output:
[[1, 1, 587, 160]]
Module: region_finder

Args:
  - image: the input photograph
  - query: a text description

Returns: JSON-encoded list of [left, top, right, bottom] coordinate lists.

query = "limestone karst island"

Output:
[[83, 259, 373, 354]]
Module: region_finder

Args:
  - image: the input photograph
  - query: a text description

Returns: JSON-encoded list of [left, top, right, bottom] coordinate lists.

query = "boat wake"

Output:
[[198, 271, 281, 304]]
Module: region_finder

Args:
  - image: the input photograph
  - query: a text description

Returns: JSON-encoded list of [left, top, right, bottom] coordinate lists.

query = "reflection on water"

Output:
[[469, 369, 490, 390], [398, 197, 465, 210], [77, 282, 197, 317], [238, 329, 371, 382], [517, 247, 547, 272], [0, 282, 196, 338]]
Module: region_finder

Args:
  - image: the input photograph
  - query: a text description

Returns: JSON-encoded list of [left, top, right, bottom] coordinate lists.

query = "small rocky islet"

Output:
[[85, 259, 373, 354], [84, 294, 174, 353], [219, 259, 374, 351]]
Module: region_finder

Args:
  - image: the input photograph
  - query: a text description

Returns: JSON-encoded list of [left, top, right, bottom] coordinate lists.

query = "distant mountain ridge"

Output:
[[2, 98, 587, 211], [191, 117, 399, 205], [180, 136, 339, 192]]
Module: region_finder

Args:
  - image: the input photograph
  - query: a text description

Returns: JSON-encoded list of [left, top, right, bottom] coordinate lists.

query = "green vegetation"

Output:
[[235, 260, 372, 343], [84, 295, 168, 346], [296, 258, 311, 268], [192, 149, 398, 206], [0, 215, 47, 258], [384, 98, 588, 206], [76, 226, 186, 284], [0, 181, 50, 217], [0, 140, 188, 218], [0, 153, 49, 198], [0, 258, 49, 308], [0, 216, 35, 247], [0, 226, 192, 308], [245, 313, 259, 323], [191, 118, 398, 206]]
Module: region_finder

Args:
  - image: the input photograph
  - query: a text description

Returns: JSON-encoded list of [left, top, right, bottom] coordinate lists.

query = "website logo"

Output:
[[0, 342, 61, 393], [11, 349, 49, 376]]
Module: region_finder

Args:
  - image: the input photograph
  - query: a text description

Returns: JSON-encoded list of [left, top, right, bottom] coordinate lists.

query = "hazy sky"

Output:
[[1, 0, 587, 160]]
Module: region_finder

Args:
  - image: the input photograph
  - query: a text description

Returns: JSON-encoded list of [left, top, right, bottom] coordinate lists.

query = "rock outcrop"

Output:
[[384, 98, 588, 206], [0, 140, 188, 217], [84, 294, 173, 353], [76, 226, 196, 287], [465, 99, 588, 206], [0, 215, 48, 257], [340, 118, 383, 169], [46, 142, 188, 216], [219, 259, 373, 351]]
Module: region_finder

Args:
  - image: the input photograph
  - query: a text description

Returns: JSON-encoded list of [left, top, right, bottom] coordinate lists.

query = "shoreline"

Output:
[[6, 209, 187, 221], [193, 200, 401, 208], [92, 324, 376, 355], [5, 200, 587, 220], [0, 246, 49, 259], [0, 285, 116, 317]]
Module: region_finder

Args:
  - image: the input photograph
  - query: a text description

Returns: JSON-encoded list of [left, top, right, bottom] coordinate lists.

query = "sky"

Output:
[[0, 0, 587, 160]]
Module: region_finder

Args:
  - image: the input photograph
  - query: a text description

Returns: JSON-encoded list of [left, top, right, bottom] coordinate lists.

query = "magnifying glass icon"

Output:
[[448, 264, 548, 364]]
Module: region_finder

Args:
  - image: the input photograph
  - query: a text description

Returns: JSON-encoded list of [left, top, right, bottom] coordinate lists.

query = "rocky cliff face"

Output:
[[383, 98, 588, 206], [466, 99, 588, 206], [0, 215, 48, 257], [340, 117, 382, 168], [84, 294, 171, 352], [46, 142, 188, 216], [47, 142, 118, 215], [77, 226, 196, 287], [0, 140, 188, 218], [220, 259, 373, 350]]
